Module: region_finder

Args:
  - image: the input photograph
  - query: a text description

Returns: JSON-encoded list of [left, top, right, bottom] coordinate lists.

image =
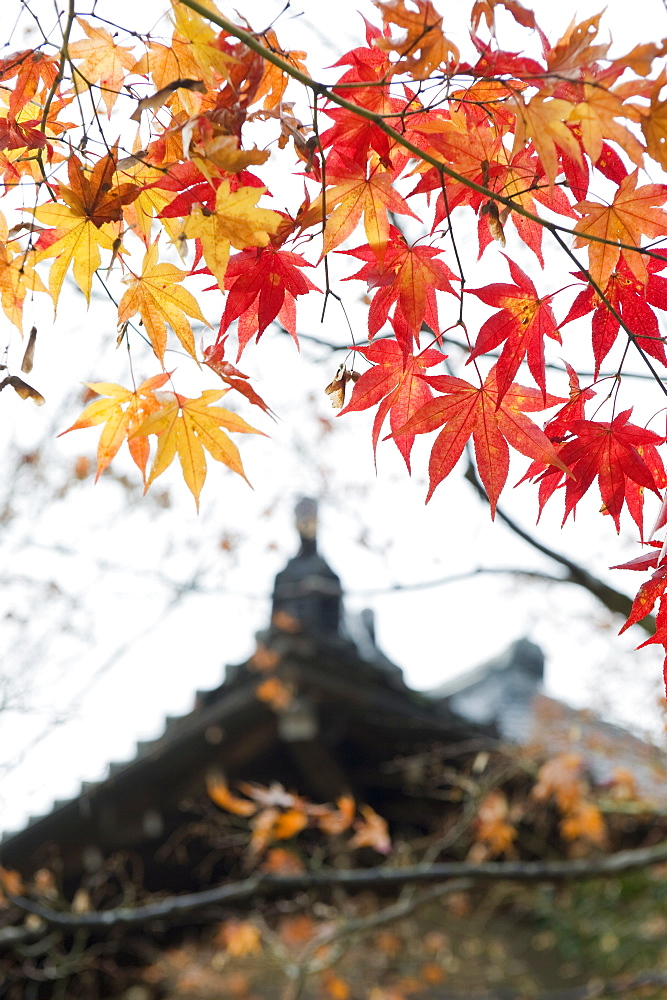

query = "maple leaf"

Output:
[[0, 214, 47, 329], [475, 149, 577, 266], [574, 171, 667, 291], [133, 388, 263, 509], [203, 336, 275, 417], [341, 227, 457, 343], [207, 776, 257, 816], [58, 374, 171, 482], [254, 29, 308, 110], [317, 795, 356, 836], [374, 0, 460, 77], [216, 920, 262, 957], [181, 180, 282, 289], [527, 410, 665, 534], [393, 369, 567, 514], [541, 362, 596, 442], [116, 157, 185, 246], [471, 0, 536, 33], [467, 255, 561, 403], [0, 49, 59, 118], [545, 11, 609, 79], [613, 549, 667, 694], [68, 18, 136, 117], [560, 254, 667, 375], [569, 70, 645, 169], [473, 791, 517, 859], [340, 338, 445, 469], [639, 70, 667, 170], [32, 151, 138, 304], [117, 241, 208, 362], [215, 247, 319, 357], [134, 12, 231, 120], [509, 91, 582, 187], [410, 113, 504, 218], [320, 36, 400, 171], [533, 753, 605, 845], [300, 159, 418, 261], [349, 804, 391, 854]]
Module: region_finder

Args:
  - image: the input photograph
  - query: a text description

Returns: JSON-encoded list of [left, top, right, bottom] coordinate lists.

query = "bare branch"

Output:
[[464, 461, 654, 635], [6, 838, 667, 935]]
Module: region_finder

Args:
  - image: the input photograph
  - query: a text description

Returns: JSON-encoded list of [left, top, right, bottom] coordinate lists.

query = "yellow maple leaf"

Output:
[[32, 152, 136, 305], [574, 170, 667, 289], [116, 157, 183, 246], [192, 135, 270, 175], [68, 18, 136, 117], [59, 373, 171, 481], [170, 0, 234, 80], [136, 0, 231, 111], [0, 214, 47, 330], [32, 205, 117, 306], [181, 180, 282, 289], [117, 241, 208, 361], [133, 388, 263, 508]]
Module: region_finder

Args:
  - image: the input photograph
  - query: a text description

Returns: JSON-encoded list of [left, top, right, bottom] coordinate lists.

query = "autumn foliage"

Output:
[[3, 1, 667, 681]]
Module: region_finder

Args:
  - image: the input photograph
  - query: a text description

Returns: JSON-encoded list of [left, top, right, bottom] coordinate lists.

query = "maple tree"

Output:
[[3, 0, 667, 689]]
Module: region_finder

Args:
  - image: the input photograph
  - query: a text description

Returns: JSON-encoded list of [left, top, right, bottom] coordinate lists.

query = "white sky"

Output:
[[1, 0, 667, 838]]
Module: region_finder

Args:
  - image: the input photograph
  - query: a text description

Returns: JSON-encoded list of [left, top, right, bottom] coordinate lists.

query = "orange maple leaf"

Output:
[[509, 92, 582, 186], [215, 920, 262, 957], [207, 776, 257, 816], [473, 790, 517, 858], [638, 69, 667, 170], [570, 72, 644, 168], [374, 0, 460, 77], [254, 29, 308, 110], [574, 170, 667, 290], [302, 160, 418, 260], [349, 804, 391, 854], [68, 18, 136, 117], [545, 11, 609, 79]]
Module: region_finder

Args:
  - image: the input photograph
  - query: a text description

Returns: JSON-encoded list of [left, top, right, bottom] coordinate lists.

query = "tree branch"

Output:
[[5, 838, 667, 934], [464, 461, 654, 635], [177, 0, 667, 266]]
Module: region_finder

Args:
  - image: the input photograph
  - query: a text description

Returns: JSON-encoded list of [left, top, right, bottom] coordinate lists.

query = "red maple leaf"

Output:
[[542, 362, 596, 441], [321, 22, 402, 171], [467, 255, 561, 403], [341, 226, 458, 346], [214, 247, 319, 358], [527, 410, 665, 535], [339, 338, 445, 470], [203, 336, 275, 418], [393, 367, 567, 513], [560, 253, 667, 376]]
